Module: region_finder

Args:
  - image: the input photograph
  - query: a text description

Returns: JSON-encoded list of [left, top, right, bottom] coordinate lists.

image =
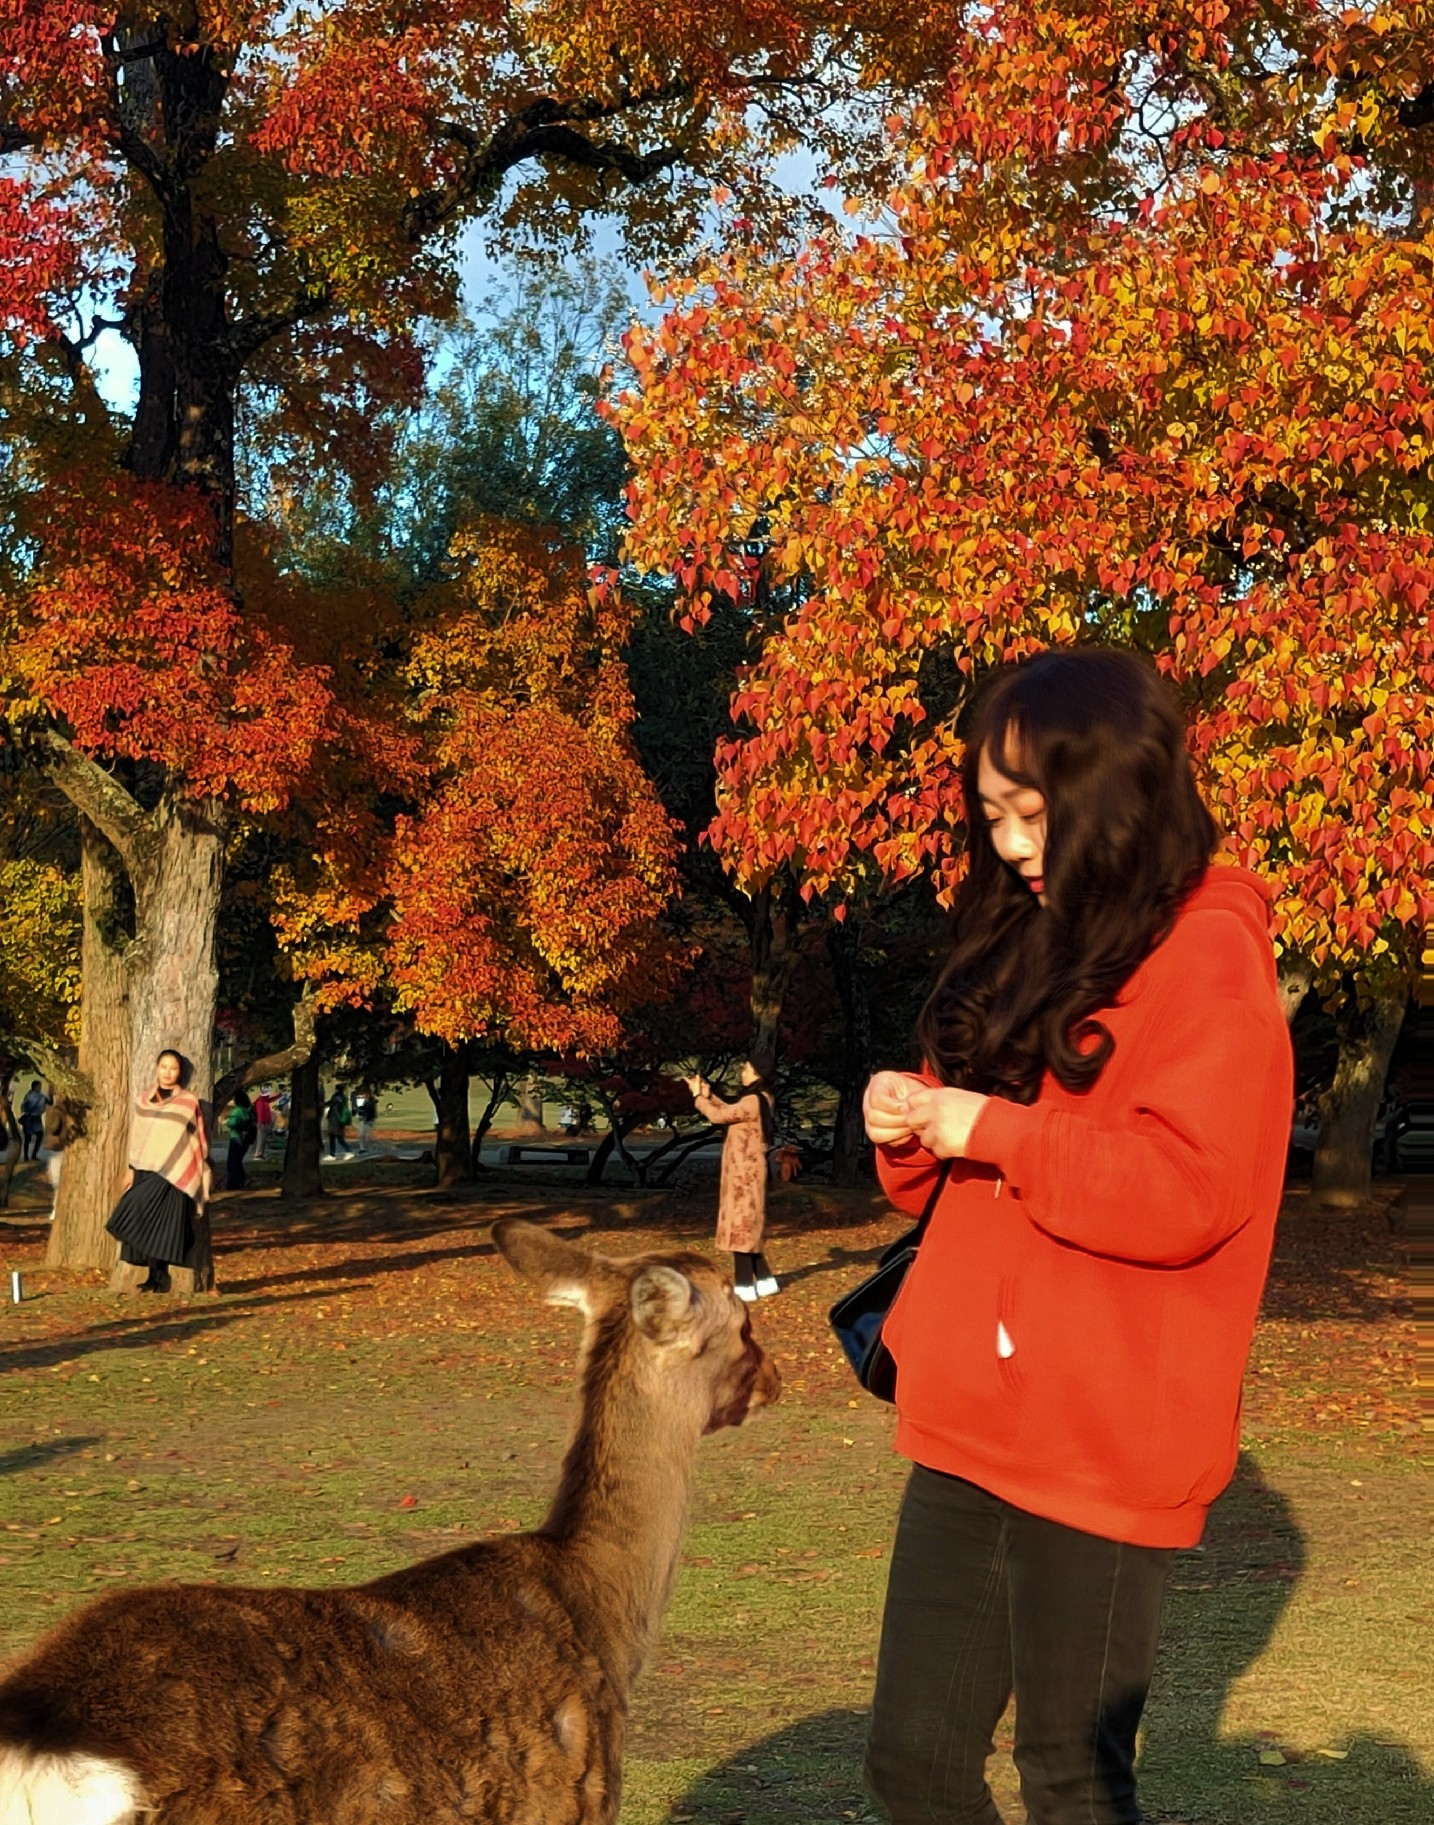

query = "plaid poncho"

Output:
[[127, 1089, 209, 1198]]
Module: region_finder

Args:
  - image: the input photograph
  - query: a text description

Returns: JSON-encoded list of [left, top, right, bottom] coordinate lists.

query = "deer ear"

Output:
[[630, 1265, 699, 1345], [492, 1219, 605, 1311]]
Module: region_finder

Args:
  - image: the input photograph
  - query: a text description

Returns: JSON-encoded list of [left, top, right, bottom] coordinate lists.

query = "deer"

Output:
[[0, 1217, 780, 1825]]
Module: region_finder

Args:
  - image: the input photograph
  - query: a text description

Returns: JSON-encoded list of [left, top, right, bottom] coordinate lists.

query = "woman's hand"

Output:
[[900, 1085, 989, 1160], [681, 1072, 708, 1100], [863, 1071, 925, 1146]]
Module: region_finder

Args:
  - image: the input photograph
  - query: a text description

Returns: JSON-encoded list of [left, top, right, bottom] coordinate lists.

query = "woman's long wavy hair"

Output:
[[915, 647, 1218, 1102]]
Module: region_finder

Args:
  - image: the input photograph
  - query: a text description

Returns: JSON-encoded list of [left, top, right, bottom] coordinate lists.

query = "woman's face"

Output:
[[740, 1060, 759, 1087], [976, 745, 1047, 904], [155, 1053, 182, 1091]]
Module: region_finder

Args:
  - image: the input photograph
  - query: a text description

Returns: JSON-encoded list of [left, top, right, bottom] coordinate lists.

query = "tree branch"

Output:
[[0, 1035, 94, 1107], [1277, 954, 1315, 1024], [226, 281, 334, 370], [409, 91, 694, 240], [30, 730, 154, 871], [110, 118, 173, 202], [1397, 81, 1434, 131], [212, 993, 319, 1114], [1, 121, 41, 155]]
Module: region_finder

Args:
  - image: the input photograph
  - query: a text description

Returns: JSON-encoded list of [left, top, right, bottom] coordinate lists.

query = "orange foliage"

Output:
[[612, 1, 1434, 977], [386, 522, 682, 1053], [9, 475, 337, 813]]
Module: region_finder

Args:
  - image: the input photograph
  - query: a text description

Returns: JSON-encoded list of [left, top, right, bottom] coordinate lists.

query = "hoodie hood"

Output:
[[1192, 862, 1272, 930]]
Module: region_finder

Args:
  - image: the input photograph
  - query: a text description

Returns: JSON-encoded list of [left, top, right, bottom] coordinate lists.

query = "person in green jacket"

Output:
[[324, 1085, 351, 1159], [224, 1089, 258, 1190]]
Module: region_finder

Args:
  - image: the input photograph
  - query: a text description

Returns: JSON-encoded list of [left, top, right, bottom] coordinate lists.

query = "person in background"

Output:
[[352, 1089, 377, 1156], [324, 1083, 351, 1159], [106, 1049, 211, 1293], [39, 1098, 72, 1220], [252, 1085, 275, 1159], [860, 647, 1292, 1825], [224, 1088, 258, 1190], [20, 1080, 48, 1162], [683, 1061, 780, 1301]]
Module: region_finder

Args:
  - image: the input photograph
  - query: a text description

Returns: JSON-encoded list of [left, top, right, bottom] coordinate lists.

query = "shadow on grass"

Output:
[[1147, 1454, 1429, 1824], [0, 1286, 354, 1376], [0, 1435, 103, 1478], [668, 1707, 876, 1824], [218, 1241, 497, 1297], [669, 1457, 1432, 1825]]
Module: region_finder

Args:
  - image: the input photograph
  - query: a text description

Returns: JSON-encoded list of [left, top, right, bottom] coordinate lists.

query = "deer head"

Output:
[[492, 1218, 780, 1436]]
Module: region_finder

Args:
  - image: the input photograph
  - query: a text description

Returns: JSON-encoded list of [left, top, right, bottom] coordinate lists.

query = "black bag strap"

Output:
[[900, 1157, 954, 1251]]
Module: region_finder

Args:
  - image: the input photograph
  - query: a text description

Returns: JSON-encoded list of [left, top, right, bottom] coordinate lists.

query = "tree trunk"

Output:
[[471, 1072, 509, 1164], [1277, 955, 1315, 1024], [48, 822, 132, 1271], [829, 919, 872, 1187], [515, 1072, 546, 1135], [748, 882, 800, 1076], [434, 1043, 475, 1187], [1310, 987, 1409, 1209], [583, 1113, 642, 1187], [110, 799, 225, 1293], [281, 1053, 325, 1200], [0, 1095, 19, 1212]]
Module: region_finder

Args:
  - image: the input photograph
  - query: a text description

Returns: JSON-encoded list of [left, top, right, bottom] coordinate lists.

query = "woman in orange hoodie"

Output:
[[861, 648, 1292, 1825]]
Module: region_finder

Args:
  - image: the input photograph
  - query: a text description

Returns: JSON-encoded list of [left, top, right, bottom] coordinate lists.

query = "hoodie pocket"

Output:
[[995, 1277, 1023, 1395]]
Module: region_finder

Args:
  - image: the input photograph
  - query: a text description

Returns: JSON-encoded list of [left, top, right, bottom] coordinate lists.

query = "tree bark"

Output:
[[829, 919, 872, 1187], [48, 821, 131, 1271], [583, 1111, 642, 1187], [0, 1092, 19, 1211], [111, 798, 225, 1293], [1277, 954, 1315, 1025], [213, 994, 317, 1116], [747, 881, 801, 1077], [471, 1071, 509, 1163], [1310, 987, 1410, 1209], [433, 1043, 475, 1187], [515, 1072, 546, 1134], [281, 1053, 325, 1200]]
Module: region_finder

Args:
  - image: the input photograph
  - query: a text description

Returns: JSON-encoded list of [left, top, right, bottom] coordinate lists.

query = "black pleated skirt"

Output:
[[106, 1169, 196, 1267]]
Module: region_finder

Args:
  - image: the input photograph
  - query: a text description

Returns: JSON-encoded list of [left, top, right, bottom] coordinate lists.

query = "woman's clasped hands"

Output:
[[862, 1070, 988, 1159]]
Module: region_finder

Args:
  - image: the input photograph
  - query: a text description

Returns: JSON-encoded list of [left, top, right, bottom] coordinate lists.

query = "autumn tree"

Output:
[[1, 3, 966, 1273], [388, 522, 683, 1084], [614, 0, 1434, 1206], [255, 270, 672, 1187]]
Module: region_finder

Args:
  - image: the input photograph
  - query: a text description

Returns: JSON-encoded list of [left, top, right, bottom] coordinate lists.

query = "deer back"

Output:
[[0, 1220, 779, 1825]]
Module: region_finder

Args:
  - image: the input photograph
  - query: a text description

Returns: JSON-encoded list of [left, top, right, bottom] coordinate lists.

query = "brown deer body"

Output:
[[0, 1220, 779, 1825]]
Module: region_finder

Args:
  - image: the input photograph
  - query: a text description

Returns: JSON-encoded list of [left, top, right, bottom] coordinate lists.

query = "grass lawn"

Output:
[[0, 1166, 1424, 1824]]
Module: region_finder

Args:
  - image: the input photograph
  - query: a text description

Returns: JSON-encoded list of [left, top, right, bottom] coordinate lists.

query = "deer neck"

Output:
[[537, 1355, 704, 1682]]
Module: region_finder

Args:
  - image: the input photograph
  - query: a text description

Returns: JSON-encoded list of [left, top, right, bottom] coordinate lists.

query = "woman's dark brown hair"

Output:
[[915, 646, 1217, 1101]]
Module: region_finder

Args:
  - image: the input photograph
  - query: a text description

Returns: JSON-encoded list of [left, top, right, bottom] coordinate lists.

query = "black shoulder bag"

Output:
[[828, 1161, 953, 1403]]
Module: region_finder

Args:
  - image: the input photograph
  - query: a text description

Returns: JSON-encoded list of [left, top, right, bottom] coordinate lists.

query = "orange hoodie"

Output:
[[877, 866, 1293, 1548]]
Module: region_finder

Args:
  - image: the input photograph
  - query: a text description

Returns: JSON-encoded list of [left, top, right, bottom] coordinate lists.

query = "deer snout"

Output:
[[748, 1347, 782, 1413], [706, 1329, 781, 1433]]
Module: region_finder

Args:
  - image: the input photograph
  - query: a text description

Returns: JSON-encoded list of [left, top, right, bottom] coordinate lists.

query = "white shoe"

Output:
[[734, 1283, 758, 1303], [754, 1275, 780, 1297]]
